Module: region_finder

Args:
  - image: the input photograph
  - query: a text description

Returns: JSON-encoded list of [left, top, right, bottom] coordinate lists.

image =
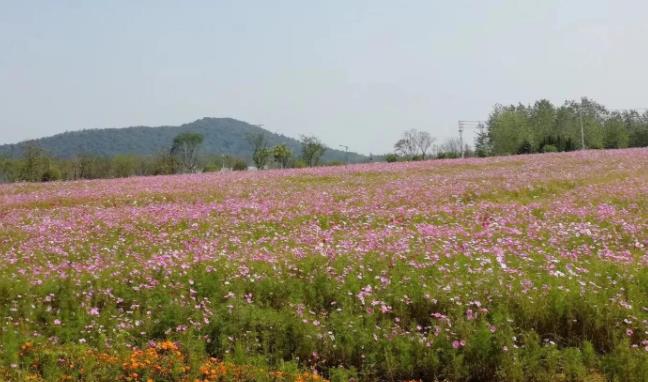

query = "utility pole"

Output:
[[339, 144, 349, 166], [579, 107, 586, 150], [458, 120, 485, 159], [458, 121, 464, 159]]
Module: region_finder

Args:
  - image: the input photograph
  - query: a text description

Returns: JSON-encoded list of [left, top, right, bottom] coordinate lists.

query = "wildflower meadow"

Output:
[[1, 148, 648, 381]]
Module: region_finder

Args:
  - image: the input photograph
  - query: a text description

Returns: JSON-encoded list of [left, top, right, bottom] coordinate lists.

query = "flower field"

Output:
[[1, 148, 648, 381]]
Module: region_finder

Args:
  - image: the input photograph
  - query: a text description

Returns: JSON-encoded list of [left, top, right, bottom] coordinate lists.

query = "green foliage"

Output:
[[0, 148, 257, 182], [232, 159, 248, 171], [604, 114, 630, 149], [171, 132, 204, 173], [542, 144, 558, 153], [385, 153, 399, 163], [111, 154, 139, 178], [436, 151, 461, 159], [301, 136, 327, 167], [290, 159, 307, 168], [485, 98, 648, 156], [247, 132, 271, 170], [517, 140, 532, 154], [19, 145, 54, 182], [474, 127, 491, 157], [272, 144, 292, 169], [4, 252, 648, 380]]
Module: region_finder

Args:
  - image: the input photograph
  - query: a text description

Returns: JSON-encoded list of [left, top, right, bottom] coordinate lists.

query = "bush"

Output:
[[517, 140, 533, 154], [542, 145, 558, 153], [232, 159, 248, 171], [291, 159, 307, 168], [437, 152, 460, 159], [40, 167, 61, 182], [385, 154, 399, 163]]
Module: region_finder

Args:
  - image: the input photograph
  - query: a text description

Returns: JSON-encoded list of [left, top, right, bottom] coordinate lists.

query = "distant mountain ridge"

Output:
[[0, 118, 365, 163]]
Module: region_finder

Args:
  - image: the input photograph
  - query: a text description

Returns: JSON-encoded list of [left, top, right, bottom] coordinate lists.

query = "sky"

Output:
[[1, 0, 647, 154]]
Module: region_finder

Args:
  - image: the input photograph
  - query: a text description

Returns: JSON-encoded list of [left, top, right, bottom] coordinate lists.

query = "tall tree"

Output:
[[564, 98, 607, 149], [300, 135, 326, 167], [529, 99, 557, 151], [272, 144, 292, 169], [394, 129, 434, 159], [19, 144, 48, 182], [603, 113, 630, 149], [626, 110, 648, 147], [415, 131, 435, 159], [247, 133, 270, 169], [171, 132, 203, 173], [474, 123, 491, 157], [394, 138, 416, 158], [488, 105, 526, 155]]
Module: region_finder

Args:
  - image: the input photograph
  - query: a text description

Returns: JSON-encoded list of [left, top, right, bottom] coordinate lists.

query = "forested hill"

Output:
[[0, 118, 365, 163]]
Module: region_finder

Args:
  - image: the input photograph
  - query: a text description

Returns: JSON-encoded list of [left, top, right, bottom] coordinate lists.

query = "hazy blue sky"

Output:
[[1, 0, 647, 154]]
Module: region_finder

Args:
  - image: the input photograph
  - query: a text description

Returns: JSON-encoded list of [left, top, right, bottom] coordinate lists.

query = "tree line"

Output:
[[0, 132, 330, 183], [478, 98, 648, 156], [388, 98, 648, 162]]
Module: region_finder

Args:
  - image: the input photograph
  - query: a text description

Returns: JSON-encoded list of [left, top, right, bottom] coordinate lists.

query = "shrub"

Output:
[[542, 144, 558, 153], [385, 153, 399, 163], [232, 159, 248, 171]]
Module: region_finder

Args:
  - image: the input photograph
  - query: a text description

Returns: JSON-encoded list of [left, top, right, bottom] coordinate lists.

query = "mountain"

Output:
[[0, 118, 366, 163]]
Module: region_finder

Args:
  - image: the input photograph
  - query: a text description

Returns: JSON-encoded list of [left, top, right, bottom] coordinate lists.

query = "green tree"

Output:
[[626, 110, 648, 147], [474, 124, 491, 157], [529, 99, 557, 151], [485, 98, 625, 155], [232, 159, 248, 171], [272, 144, 292, 169], [0, 156, 20, 182], [14, 144, 62, 182], [300, 135, 326, 167], [19, 144, 48, 182], [111, 154, 139, 178], [247, 133, 270, 169], [171, 132, 204, 173], [603, 113, 630, 148], [565, 98, 606, 149], [152, 151, 179, 175], [487, 105, 527, 155], [385, 153, 399, 163]]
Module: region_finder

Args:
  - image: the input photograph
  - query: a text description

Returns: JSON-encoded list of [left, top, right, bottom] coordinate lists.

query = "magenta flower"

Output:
[[452, 340, 465, 349]]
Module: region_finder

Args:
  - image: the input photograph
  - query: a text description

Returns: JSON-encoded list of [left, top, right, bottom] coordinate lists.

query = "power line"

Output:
[[458, 120, 486, 159]]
